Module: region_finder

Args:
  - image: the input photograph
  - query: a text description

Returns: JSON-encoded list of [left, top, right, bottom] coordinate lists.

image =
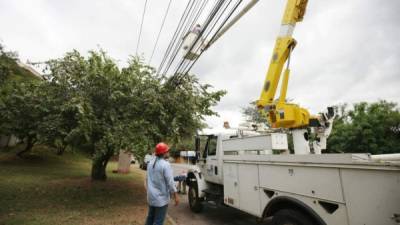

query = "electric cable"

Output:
[[175, 0, 234, 76], [169, 0, 224, 80], [179, 0, 243, 77], [168, 0, 225, 86], [148, 0, 173, 65], [136, 0, 149, 56], [157, 0, 194, 75], [160, 0, 206, 76]]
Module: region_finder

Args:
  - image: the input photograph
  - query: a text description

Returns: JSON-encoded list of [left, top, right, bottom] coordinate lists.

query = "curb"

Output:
[[167, 214, 178, 225]]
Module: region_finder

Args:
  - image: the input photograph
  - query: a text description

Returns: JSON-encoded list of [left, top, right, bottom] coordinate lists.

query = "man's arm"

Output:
[[172, 192, 179, 206]]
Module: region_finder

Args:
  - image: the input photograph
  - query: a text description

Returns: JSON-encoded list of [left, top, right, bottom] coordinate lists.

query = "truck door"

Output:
[[202, 135, 221, 184]]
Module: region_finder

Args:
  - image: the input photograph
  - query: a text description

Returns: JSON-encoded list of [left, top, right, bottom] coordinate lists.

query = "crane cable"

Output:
[[148, 0, 173, 65], [136, 0, 149, 56]]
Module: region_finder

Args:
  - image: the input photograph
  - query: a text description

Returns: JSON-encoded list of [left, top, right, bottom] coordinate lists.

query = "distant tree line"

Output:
[[327, 101, 400, 154], [0, 44, 225, 180]]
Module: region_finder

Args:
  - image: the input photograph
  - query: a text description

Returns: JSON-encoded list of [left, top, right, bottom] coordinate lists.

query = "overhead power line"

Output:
[[173, 0, 244, 83], [162, 0, 223, 78], [174, 0, 234, 76], [148, 0, 173, 65], [136, 0, 149, 56], [207, 0, 259, 48], [157, 0, 244, 87], [157, 0, 194, 75], [160, 0, 204, 76], [180, 0, 243, 76]]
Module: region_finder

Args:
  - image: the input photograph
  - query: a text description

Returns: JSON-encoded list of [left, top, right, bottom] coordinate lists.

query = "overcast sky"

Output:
[[1, 0, 399, 128]]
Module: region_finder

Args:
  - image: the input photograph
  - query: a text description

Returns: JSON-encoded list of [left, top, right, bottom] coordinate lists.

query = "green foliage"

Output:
[[327, 101, 400, 154], [1, 45, 225, 180], [0, 47, 225, 180], [43, 49, 225, 180], [242, 101, 268, 125], [0, 43, 38, 83], [171, 137, 196, 154], [0, 43, 18, 83], [0, 81, 47, 157], [242, 100, 400, 154], [0, 44, 46, 156]]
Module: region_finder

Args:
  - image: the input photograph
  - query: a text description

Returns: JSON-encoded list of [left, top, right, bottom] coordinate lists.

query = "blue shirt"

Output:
[[146, 156, 177, 207]]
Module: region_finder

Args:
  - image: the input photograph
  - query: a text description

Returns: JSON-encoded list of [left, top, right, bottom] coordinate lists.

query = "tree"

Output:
[[0, 43, 18, 83], [242, 101, 268, 125], [46, 49, 225, 180], [0, 44, 47, 156], [36, 81, 80, 155], [327, 101, 400, 154], [0, 81, 46, 156], [0, 43, 37, 84]]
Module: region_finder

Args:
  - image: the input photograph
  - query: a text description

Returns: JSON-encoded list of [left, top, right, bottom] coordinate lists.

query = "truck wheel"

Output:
[[271, 209, 313, 225], [188, 185, 203, 213]]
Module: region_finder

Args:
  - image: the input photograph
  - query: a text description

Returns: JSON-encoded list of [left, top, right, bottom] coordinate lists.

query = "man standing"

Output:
[[145, 142, 179, 225]]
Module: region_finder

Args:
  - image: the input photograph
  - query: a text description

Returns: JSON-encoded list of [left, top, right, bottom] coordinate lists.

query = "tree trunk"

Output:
[[56, 145, 66, 155], [91, 149, 113, 181], [91, 159, 107, 180], [17, 137, 34, 158]]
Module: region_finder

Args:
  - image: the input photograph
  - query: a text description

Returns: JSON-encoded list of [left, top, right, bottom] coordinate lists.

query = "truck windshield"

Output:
[[197, 135, 208, 159]]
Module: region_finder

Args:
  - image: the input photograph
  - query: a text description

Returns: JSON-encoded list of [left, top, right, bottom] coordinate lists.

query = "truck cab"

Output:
[[186, 128, 288, 211], [197, 128, 264, 185]]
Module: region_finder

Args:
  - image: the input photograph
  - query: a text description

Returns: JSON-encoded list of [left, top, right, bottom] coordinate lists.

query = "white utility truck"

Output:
[[172, 0, 400, 224], [174, 128, 400, 225]]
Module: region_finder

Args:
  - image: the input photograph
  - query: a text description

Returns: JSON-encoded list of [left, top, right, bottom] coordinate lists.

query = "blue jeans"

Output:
[[145, 205, 168, 225]]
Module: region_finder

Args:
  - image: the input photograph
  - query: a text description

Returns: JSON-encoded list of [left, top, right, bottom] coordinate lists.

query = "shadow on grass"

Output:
[[0, 145, 86, 166]]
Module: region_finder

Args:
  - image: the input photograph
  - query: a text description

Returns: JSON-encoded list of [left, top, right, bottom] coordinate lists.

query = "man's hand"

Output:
[[173, 192, 179, 206]]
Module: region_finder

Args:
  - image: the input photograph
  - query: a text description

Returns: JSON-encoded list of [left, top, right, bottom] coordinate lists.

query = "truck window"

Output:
[[207, 136, 217, 156], [198, 136, 208, 159]]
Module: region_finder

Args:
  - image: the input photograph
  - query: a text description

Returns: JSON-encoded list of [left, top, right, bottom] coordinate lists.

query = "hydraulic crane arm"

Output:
[[256, 0, 311, 129]]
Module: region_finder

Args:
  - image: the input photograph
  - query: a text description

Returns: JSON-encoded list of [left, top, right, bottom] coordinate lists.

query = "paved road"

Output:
[[168, 192, 272, 225]]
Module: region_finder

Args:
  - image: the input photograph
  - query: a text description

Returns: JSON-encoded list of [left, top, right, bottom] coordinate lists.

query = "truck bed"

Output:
[[222, 153, 400, 225]]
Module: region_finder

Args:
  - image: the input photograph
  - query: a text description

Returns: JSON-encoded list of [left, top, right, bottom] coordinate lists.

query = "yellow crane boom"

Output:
[[185, 0, 335, 154], [256, 0, 312, 129]]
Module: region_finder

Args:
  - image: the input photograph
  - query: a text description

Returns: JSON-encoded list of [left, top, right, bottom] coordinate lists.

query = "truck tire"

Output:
[[188, 185, 203, 213], [271, 209, 313, 225]]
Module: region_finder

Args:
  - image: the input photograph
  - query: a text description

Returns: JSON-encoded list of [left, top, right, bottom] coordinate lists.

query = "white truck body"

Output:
[[223, 153, 400, 225], [172, 129, 400, 225]]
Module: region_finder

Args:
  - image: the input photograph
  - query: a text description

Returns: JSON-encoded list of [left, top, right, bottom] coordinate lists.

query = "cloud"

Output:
[[1, 0, 399, 128]]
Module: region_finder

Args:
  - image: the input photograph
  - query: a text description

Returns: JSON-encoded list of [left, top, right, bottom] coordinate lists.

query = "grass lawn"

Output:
[[0, 146, 151, 225]]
